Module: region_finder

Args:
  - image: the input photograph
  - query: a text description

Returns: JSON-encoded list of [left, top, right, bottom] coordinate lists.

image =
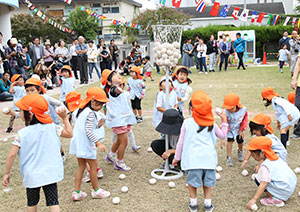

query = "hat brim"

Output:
[[68, 101, 81, 112], [155, 122, 182, 135], [15, 99, 27, 111]]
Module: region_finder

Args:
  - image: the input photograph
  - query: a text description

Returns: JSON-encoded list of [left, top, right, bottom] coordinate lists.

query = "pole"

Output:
[[164, 65, 170, 170], [244, 0, 246, 9]]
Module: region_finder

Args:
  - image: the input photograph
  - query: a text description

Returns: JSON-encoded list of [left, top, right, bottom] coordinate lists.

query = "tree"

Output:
[[67, 7, 100, 40]]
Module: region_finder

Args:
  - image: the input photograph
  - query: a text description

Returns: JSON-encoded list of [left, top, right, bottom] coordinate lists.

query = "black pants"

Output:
[[100, 61, 111, 72], [112, 55, 118, 70], [78, 56, 88, 83], [293, 87, 300, 135], [151, 139, 176, 164], [131, 97, 142, 110], [237, 52, 245, 69], [220, 53, 229, 71], [71, 56, 79, 79], [26, 183, 59, 207], [228, 135, 244, 144]]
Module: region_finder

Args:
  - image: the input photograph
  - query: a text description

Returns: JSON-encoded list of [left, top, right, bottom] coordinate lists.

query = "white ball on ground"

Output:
[[147, 147, 153, 153], [216, 166, 223, 172], [3, 138, 8, 142], [251, 204, 258, 211], [186, 184, 188, 187], [112, 197, 120, 204], [298, 191, 300, 197], [149, 178, 157, 185], [121, 186, 128, 193], [168, 181, 175, 188], [242, 169, 249, 176], [294, 167, 300, 174], [119, 174, 126, 180], [2, 107, 10, 114], [215, 108, 222, 114], [216, 173, 221, 180], [3, 187, 11, 193], [251, 174, 256, 181]]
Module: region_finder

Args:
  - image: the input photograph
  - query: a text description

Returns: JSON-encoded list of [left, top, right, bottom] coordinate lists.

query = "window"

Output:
[[64, 5, 73, 16], [103, 7, 120, 14], [103, 7, 110, 14], [111, 7, 119, 13], [93, 4, 101, 7], [49, 10, 63, 16]]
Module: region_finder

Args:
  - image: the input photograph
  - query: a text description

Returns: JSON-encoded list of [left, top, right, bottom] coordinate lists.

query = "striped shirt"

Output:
[[85, 111, 99, 143]]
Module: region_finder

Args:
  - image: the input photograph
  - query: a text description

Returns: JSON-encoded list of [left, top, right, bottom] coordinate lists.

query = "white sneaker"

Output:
[[205, 72, 208, 74], [105, 153, 117, 165], [82, 172, 90, 183], [91, 188, 110, 199], [72, 191, 87, 201], [287, 140, 291, 146], [114, 160, 131, 171], [97, 169, 104, 178]]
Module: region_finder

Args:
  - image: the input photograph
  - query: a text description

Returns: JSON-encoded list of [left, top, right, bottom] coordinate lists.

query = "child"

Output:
[[135, 45, 142, 59], [134, 55, 142, 67], [222, 93, 248, 167], [278, 44, 290, 74], [57, 65, 75, 103], [288, 91, 295, 105], [2, 94, 73, 211], [172, 66, 193, 116], [241, 113, 287, 172], [152, 76, 178, 127], [246, 136, 297, 210], [287, 91, 300, 139], [261, 87, 300, 147], [172, 90, 228, 212], [66, 91, 83, 125], [128, 66, 146, 123], [102, 69, 137, 171], [69, 87, 110, 200], [6, 74, 26, 133], [142, 56, 155, 81]]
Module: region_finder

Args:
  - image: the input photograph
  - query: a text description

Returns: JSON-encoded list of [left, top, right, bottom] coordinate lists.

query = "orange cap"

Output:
[[15, 94, 52, 124], [61, 65, 73, 77], [130, 66, 143, 79], [11, 74, 22, 83], [25, 78, 47, 94], [120, 76, 125, 85], [172, 66, 188, 79], [288, 91, 295, 104], [251, 113, 274, 134], [246, 136, 279, 161], [101, 69, 113, 86], [80, 87, 109, 109], [261, 87, 279, 101], [66, 91, 82, 112], [191, 90, 214, 126], [223, 93, 243, 110]]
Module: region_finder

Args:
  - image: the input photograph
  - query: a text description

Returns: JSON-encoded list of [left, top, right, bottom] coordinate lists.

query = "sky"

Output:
[[140, 0, 157, 10]]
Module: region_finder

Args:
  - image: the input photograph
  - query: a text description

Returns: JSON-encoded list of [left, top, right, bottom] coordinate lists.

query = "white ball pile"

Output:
[[154, 42, 181, 67]]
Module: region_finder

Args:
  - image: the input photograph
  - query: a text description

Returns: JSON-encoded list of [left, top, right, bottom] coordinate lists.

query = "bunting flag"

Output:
[[292, 17, 297, 27], [61, 0, 72, 4], [283, 17, 291, 26], [196, 0, 206, 13], [172, 0, 182, 8], [209, 2, 220, 17], [232, 7, 240, 20], [239, 9, 249, 22], [146, 25, 151, 30], [219, 5, 230, 18], [298, 18, 300, 28], [160, 0, 166, 5], [251, 11, 257, 23], [80, 6, 106, 20], [256, 12, 265, 23], [267, 14, 272, 25], [273, 15, 279, 26]]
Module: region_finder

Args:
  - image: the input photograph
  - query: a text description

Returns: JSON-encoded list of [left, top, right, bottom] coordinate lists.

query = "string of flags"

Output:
[[61, 0, 72, 4], [112, 19, 151, 31], [23, 0, 75, 35], [80, 6, 107, 20]]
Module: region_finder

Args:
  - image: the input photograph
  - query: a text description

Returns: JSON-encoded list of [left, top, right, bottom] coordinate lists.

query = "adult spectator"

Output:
[[29, 37, 44, 69], [290, 57, 300, 137], [0, 72, 13, 101], [129, 40, 138, 60], [55, 39, 70, 65], [22, 45, 31, 76], [99, 44, 112, 71], [193, 34, 200, 72], [207, 34, 218, 72], [0, 32, 9, 72], [219, 35, 231, 72], [76, 36, 89, 84], [119, 56, 132, 75], [43, 41, 55, 67], [234, 32, 246, 70], [289, 31, 300, 76], [5, 38, 27, 79], [109, 39, 119, 71], [196, 38, 208, 74], [182, 38, 194, 73], [279, 30, 291, 50], [87, 40, 101, 80], [70, 39, 79, 79]]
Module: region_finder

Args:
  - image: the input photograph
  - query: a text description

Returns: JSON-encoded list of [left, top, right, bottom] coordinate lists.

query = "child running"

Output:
[[142, 56, 155, 81], [128, 66, 146, 123], [57, 65, 75, 104], [278, 44, 290, 74], [2, 94, 73, 212], [261, 87, 300, 147], [173, 90, 228, 212], [222, 93, 248, 167], [246, 136, 297, 210]]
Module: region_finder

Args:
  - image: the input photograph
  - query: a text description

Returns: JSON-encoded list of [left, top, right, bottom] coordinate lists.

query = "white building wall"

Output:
[[0, 4, 13, 43]]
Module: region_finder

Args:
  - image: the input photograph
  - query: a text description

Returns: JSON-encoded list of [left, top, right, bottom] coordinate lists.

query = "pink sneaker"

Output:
[[91, 188, 110, 199], [72, 191, 87, 201], [260, 197, 285, 207]]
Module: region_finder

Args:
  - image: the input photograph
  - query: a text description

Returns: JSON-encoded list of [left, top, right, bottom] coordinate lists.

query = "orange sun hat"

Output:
[[130, 66, 143, 79], [15, 94, 52, 124], [25, 78, 47, 94], [251, 113, 274, 134], [246, 136, 279, 161], [120, 76, 125, 85], [79, 87, 109, 109], [61, 65, 73, 77], [66, 91, 82, 112], [11, 74, 22, 83], [261, 87, 279, 101], [191, 90, 214, 126], [288, 91, 295, 104], [223, 93, 243, 110], [172, 66, 188, 79], [101, 69, 113, 86]]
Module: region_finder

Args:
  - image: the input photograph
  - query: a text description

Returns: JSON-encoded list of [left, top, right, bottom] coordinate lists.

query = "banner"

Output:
[[283, 17, 291, 26], [267, 14, 272, 25], [232, 7, 240, 20], [273, 15, 279, 26], [251, 11, 257, 23], [112, 19, 150, 31], [172, 0, 182, 8], [239, 9, 249, 22], [292, 17, 297, 27], [61, 0, 72, 4], [80, 7, 106, 20], [160, 0, 166, 6], [219, 5, 230, 18], [196, 0, 206, 13], [209, 2, 220, 17], [256, 12, 265, 23]]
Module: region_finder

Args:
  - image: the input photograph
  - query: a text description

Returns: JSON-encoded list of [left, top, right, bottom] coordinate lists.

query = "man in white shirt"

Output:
[[87, 40, 101, 81], [29, 37, 44, 69], [70, 39, 79, 79]]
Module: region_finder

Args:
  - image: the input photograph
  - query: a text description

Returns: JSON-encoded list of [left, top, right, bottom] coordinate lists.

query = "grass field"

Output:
[[0, 65, 300, 212]]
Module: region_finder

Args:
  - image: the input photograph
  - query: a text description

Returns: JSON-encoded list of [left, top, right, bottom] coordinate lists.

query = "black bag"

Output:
[[16, 53, 24, 67], [230, 44, 234, 54]]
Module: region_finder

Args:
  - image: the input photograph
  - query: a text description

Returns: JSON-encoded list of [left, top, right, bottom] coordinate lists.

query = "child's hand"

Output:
[[254, 164, 260, 173], [217, 110, 227, 122], [220, 139, 226, 150], [238, 131, 244, 140], [246, 199, 256, 210], [2, 174, 10, 187], [288, 114, 293, 122], [96, 142, 106, 152], [241, 159, 248, 168], [172, 159, 178, 167], [98, 119, 104, 128], [140, 95, 144, 99], [56, 106, 68, 119], [277, 121, 281, 130], [162, 150, 171, 159]]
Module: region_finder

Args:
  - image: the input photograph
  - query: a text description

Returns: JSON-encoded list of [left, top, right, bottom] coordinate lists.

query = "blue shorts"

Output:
[[186, 169, 216, 188]]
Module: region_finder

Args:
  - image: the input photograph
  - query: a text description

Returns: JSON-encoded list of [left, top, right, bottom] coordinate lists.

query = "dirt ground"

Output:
[[0, 66, 300, 212]]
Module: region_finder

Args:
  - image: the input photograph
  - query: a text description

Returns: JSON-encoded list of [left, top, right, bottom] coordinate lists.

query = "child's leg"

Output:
[[8, 115, 15, 129], [131, 99, 137, 116], [49, 206, 60, 212], [203, 186, 213, 207], [27, 206, 38, 212], [280, 126, 291, 148], [26, 187, 41, 212], [226, 138, 233, 158], [188, 185, 197, 198], [138, 110, 142, 117], [116, 132, 128, 160], [42, 183, 60, 212], [86, 159, 99, 190], [75, 158, 86, 191], [128, 129, 137, 147], [111, 131, 117, 143]]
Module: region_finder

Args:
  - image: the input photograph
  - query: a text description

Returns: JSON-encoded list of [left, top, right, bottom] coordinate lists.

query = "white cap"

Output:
[[10, 38, 18, 45]]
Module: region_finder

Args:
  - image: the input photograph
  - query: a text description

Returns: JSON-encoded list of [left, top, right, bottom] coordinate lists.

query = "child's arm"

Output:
[[9, 83, 15, 94], [181, 86, 193, 103], [56, 73, 61, 85], [246, 181, 268, 210], [140, 83, 146, 99], [239, 111, 248, 132], [156, 93, 165, 112], [2, 145, 20, 186], [56, 108, 73, 138], [172, 125, 186, 166], [157, 107, 165, 113], [274, 98, 293, 120], [48, 96, 64, 107], [241, 151, 251, 168]]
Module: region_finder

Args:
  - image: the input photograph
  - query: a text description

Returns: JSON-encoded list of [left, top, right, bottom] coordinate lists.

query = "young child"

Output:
[[57, 65, 75, 103], [102, 69, 137, 171], [128, 66, 146, 123], [6, 74, 26, 133], [241, 113, 287, 172], [223, 93, 248, 167], [134, 55, 142, 67], [69, 87, 110, 200], [172, 66, 193, 116], [278, 44, 290, 74], [2, 94, 73, 212], [152, 76, 178, 127], [246, 136, 297, 210], [261, 87, 300, 147], [172, 90, 228, 212], [288, 91, 295, 105], [142, 56, 155, 81]]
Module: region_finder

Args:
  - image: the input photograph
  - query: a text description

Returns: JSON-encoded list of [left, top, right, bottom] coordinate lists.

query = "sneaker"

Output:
[[204, 203, 215, 212], [205, 72, 208, 75], [291, 134, 300, 139], [188, 202, 198, 212], [114, 160, 131, 171], [97, 169, 104, 178], [260, 197, 285, 207], [132, 145, 141, 152], [286, 140, 291, 146], [72, 191, 87, 201], [199, 71, 203, 74], [279, 70, 283, 73], [91, 188, 110, 199], [226, 158, 234, 167], [105, 153, 117, 165], [62, 155, 66, 163], [6, 127, 13, 133], [151, 79, 155, 81], [238, 150, 244, 162], [82, 172, 90, 183], [136, 116, 142, 123]]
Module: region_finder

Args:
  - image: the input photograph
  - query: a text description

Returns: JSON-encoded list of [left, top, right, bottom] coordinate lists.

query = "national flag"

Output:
[[292, 17, 297, 27], [146, 25, 151, 30], [239, 9, 249, 22], [37, 10, 43, 17], [219, 5, 230, 18], [160, 0, 166, 6], [298, 18, 300, 28], [196, 0, 206, 13], [137, 25, 142, 30], [42, 14, 46, 20], [209, 2, 220, 17], [283, 17, 291, 26], [267, 14, 272, 25], [256, 12, 265, 23], [32, 8, 38, 13], [132, 23, 136, 28], [80, 6, 85, 11], [251, 11, 257, 23], [113, 20, 117, 25], [172, 0, 182, 8], [29, 6, 36, 11], [232, 7, 240, 20], [273, 15, 279, 26], [62, 0, 72, 4], [126, 22, 132, 27]]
